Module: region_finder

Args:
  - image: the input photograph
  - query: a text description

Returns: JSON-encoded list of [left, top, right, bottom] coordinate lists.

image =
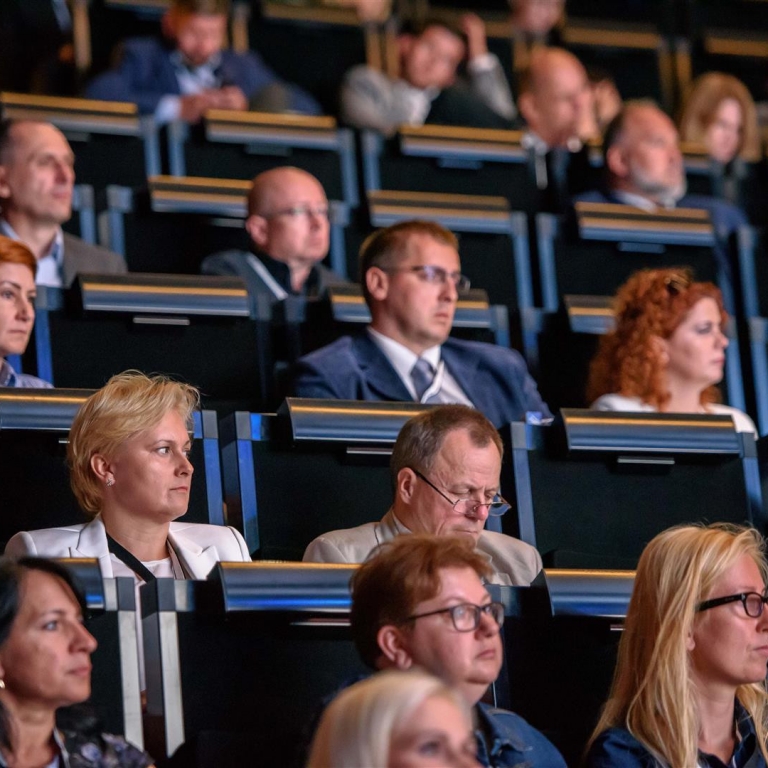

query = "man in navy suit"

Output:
[[290, 220, 550, 428], [576, 101, 747, 245], [86, 0, 320, 125]]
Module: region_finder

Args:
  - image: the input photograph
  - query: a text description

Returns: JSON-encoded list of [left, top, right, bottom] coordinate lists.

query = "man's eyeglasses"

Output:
[[411, 468, 511, 517], [265, 204, 330, 220], [383, 265, 471, 294], [405, 601, 505, 632], [696, 591, 768, 618]]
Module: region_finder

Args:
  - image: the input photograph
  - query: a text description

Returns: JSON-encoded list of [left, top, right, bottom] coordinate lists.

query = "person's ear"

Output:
[[685, 629, 696, 652], [397, 467, 418, 505], [650, 334, 670, 367], [365, 266, 390, 302], [605, 144, 628, 179], [398, 34, 415, 61], [161, 8, 178, 40], [90, 454, 113, 486], [245, 215, 269, 250], [0, 164, 11, 201], [377, 625, 415, 670], [517, 92, 535, 126]]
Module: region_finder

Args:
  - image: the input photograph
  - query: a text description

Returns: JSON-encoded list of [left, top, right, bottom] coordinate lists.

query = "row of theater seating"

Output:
[[4, 393, 764, 570], [63, 0, 768, 119], [68, 557, 633, 767], [6, 92, 767, 222], [20, 191, 768, 427]]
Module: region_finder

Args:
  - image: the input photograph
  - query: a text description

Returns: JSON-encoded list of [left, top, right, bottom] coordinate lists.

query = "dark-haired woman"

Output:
[[0, 556, 153, 767]]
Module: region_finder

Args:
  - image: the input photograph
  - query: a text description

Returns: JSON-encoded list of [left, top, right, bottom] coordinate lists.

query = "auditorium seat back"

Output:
[[501, 410, 764, 568]]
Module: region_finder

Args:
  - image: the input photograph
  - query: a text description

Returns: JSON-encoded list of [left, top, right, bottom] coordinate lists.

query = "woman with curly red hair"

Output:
[[587, 268, 756, 433]]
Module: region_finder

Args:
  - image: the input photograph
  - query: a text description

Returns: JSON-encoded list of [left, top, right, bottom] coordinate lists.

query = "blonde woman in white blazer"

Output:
[[5, 371, 250, 581]]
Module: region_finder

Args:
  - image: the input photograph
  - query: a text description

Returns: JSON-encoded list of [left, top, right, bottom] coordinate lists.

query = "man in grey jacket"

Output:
[[303, 404, 544, 587], [201, 166, 348, 308], [340, 15, 516, 136], [0, 119, 126, 287]]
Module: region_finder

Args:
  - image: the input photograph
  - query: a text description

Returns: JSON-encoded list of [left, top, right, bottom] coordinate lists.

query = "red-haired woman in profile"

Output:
[[587, 268, 756, 434]]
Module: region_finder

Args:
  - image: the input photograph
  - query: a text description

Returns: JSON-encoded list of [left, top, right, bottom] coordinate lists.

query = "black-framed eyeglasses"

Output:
[[696, 591, 768, 618], [382, 265, 471, 294], [405, 601, 505, 632], [265, 204, 330, 220], [411, 468, 511, 518]]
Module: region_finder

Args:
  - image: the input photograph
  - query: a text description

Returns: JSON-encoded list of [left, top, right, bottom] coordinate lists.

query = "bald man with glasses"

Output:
[[201, 166, 349, 307], [303, 404, 545, 588], [290, 219, 550, 428]]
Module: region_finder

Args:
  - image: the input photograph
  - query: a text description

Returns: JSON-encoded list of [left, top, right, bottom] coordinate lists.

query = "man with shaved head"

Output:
[[517, 47, 592, 151], [0, 119, 126, 287], [515, 47, 596, 208], [201, 166, 348, 305]]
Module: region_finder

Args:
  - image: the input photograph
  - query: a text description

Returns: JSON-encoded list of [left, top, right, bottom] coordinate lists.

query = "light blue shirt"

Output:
[[0, 219, 64, 288], [0, 358, 52, 388]]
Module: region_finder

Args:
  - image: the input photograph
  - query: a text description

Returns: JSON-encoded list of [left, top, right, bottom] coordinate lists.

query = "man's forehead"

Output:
[[401, 233, 460, 265], [265, 171, 326, 207], [420, 25, 465, 51], [624, 108, 677, 142], [8, 123, 72, 160]]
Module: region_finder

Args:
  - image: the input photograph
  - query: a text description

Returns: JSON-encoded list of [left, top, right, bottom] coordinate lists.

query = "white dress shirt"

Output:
[[367, 327, 474, 406]]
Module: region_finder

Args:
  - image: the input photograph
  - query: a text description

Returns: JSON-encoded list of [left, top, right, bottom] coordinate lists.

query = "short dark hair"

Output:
[[350, 534, 492, 669], [390, 405, 503, 490], [171, 0, 230, 14], [359, 220, 459, 305], [0, 558, 89, 751], [399, 17, 468, 49], [0, 120, 18, 164]]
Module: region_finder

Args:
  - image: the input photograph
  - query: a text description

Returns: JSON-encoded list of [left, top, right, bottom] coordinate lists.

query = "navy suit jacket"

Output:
[[86, 37, 320, 115], [291, 333, 551, 428]]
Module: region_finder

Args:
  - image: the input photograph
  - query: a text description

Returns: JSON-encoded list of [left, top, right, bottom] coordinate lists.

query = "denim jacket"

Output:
[[586, 702, 765, 768], [475, 703, 568, 768]]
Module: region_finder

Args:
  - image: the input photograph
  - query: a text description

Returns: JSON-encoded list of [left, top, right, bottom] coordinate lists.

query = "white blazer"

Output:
[[5, 516, 251, 579]]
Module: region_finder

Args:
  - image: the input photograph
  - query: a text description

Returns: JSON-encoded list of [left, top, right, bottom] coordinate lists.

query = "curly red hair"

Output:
[[586, 269, 726, 409]]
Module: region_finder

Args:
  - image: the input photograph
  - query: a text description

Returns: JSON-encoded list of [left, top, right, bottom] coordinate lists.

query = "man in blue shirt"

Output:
[[86, 0, 320, 124]]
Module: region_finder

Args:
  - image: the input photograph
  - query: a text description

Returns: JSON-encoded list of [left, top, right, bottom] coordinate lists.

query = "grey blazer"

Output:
[[63, 233, 127, 288], [5, 516, 251, 579], [303, 509, 543, 587]]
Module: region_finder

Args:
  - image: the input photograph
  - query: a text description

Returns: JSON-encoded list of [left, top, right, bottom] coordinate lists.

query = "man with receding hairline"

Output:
[[201, 166, 348, 306], [0, 119, 126, 288], [86, 0, 320, 124], [304, 404, 544, 587], [291, 220, 549, 427]]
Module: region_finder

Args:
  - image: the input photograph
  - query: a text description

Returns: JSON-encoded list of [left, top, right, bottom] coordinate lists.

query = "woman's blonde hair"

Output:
[[306, 670, 471, 768], [67, 371, 199, 516], [589, 523, 768, 767], [678, 72, 761, 162]]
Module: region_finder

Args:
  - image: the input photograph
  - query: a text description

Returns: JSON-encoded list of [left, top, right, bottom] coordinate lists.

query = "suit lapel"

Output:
[[70, 516, 114, 577], [441, 341, 480, 407], [168, 526, 221, 580], [354, 334, 414, 401], [61, 233, 79, 287]]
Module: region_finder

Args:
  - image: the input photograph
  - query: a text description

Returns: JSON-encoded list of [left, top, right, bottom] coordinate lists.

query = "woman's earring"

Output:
[[0, 679, 6, 689], [106, 478, 114, 487]]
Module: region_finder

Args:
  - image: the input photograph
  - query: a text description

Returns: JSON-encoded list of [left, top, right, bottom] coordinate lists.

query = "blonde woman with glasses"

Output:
[[586, 523, 768, 767]]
